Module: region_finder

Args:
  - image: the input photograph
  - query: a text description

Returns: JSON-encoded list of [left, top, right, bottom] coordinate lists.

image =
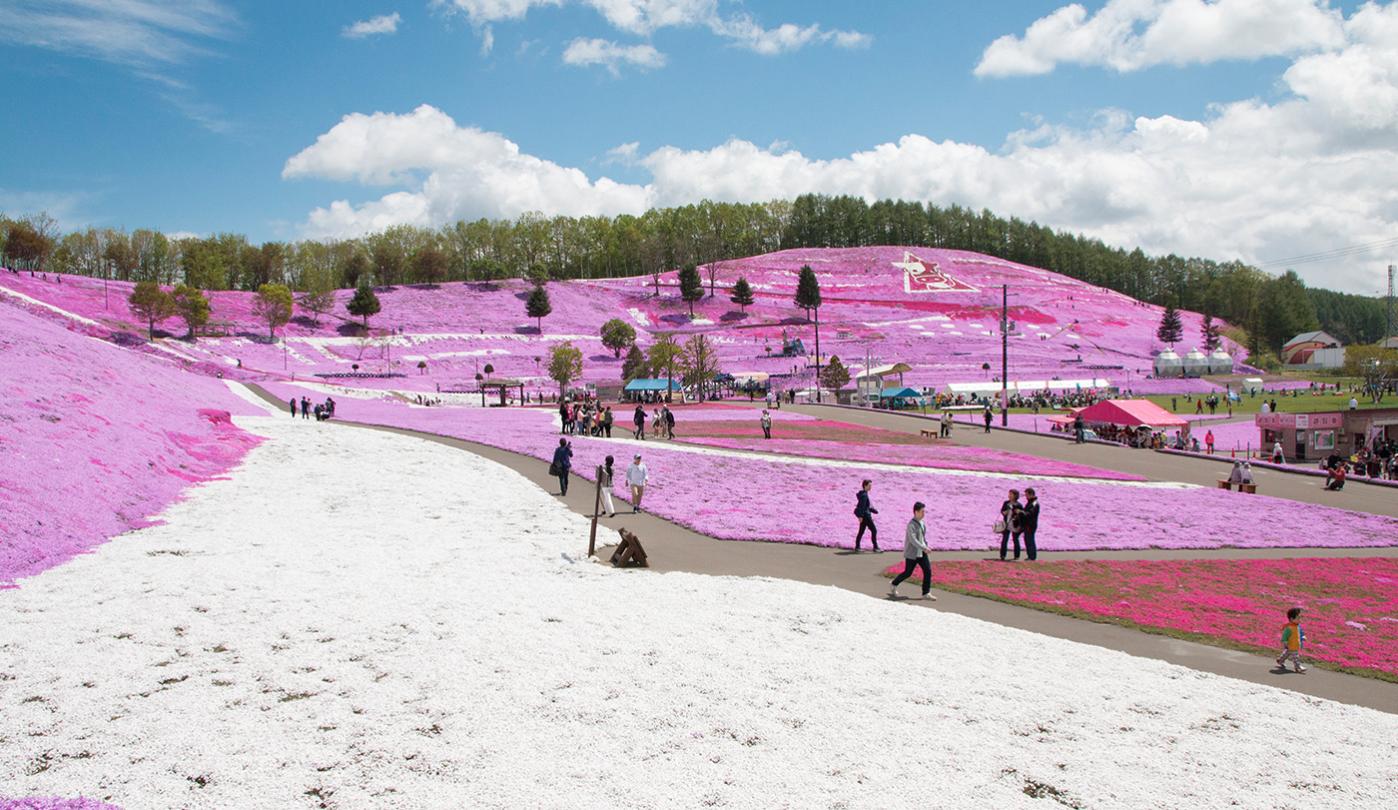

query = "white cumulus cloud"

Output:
[[561, 37, 666, 73], [343, 12, 402, 39], [283, 4, 1398, 292], [976, 0, 1346, 77], [436, 0, 870, 57]]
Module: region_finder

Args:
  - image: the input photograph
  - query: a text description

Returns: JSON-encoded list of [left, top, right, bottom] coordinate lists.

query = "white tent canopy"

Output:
[[944, 378, 1112, 396]]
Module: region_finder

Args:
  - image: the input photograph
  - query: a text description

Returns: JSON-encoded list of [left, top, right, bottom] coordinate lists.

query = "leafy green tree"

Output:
[[730, 276, 755, 312], [548, 342, 584, 398], [678, 264, 704, 317], [600, 317, 637, 358], [411, 243, 449, 285], [297, 265, 337, 326], [682, 334, 721, 399], [5, 219, 55, 272], [646, 332, 683, 402], [1259, 271, 1320, 351], [342, 251, 372, 289], [347, 281, 381, 328], [1156, 304, 1183, 346], [128, 280, 176, 339], [820, 355, 851, 390], [172, 284, 210, 339], [621, 343, 648, 381], [526, 283, 552, 332], [253, 283, 294, 340]]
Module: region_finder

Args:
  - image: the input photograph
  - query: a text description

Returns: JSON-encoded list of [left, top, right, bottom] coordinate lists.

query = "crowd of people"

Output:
[[288, 395, 335, 422]]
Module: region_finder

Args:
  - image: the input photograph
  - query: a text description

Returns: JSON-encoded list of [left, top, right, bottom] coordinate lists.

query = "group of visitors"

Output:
[[561, 400, 614, 437], [288, 395, 335, 422], [1227, 460, 1256, 487], [996, 488, 1041, 561], [550, 442, 650, 518], [631, 403, 676, 440]]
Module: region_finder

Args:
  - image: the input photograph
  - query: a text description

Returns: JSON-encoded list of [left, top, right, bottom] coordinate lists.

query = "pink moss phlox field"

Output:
[[677, 436, 1142, 480], [0, 799, 121, 810], [1, 246, 1244, 393], [279, 388, 1398, 551], [0, 302, 263, 587], [893, 558, 1398, 679]]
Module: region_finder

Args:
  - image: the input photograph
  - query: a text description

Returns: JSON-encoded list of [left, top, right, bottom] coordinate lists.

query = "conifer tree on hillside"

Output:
[[678, 264, 704, 317], [730, 276, 755, 312], [1201, 313, 1222, 352], [525, 283, 552, 332], [1157, 303, 1183, 346], [346, 281, 381, 328], [794, 265, 825, 401]]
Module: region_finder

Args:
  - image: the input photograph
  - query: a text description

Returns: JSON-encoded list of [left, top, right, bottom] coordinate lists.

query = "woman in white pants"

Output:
[[599, 455, 617, 518]]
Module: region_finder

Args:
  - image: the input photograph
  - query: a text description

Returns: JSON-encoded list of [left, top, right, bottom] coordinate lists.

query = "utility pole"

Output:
[[1388, 265, 1395, 340], [1000, 284, 1009, 427]]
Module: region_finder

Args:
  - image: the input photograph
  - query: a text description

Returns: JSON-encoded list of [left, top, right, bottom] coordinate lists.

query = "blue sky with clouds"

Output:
[[1, 1, 1394, 292]]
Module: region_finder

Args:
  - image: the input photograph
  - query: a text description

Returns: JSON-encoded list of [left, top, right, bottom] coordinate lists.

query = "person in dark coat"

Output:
[[551, 438, 573, 496], [289, 398, 297, 418], [1021, 488, 1040, 561], [853, 479, 880, 552], [982, 405, 993, 433], [633, 404, 647, 440], [301, 397, 311, 419], [999, 489, 1025, 561]]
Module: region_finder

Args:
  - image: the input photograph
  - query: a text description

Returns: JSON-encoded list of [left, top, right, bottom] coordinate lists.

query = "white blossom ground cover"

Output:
[[2, 417, 1396, 809]]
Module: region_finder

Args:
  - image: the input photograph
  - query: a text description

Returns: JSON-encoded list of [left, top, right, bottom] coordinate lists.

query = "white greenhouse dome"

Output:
[[1153, 349, 1183, 378], [1182, 347, 1210, 377], [1207, 348, 1233, 374]]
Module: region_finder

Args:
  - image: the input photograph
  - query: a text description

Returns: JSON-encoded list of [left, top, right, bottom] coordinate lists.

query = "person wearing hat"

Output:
[[625, 454, 649, 513]]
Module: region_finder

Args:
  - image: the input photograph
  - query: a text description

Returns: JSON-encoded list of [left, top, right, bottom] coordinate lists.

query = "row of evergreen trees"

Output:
[[2, 196, 1386, 353]]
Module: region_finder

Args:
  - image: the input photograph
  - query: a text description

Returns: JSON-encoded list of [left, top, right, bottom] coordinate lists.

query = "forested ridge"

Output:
[[1, 195, 1386, 352]]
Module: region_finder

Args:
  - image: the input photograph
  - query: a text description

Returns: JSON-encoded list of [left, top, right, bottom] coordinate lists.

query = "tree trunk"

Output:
[[814, 307, 822, 404]]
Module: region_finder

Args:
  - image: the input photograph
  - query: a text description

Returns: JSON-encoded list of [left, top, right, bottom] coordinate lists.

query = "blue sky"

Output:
[[1, 1, 1394, 292]]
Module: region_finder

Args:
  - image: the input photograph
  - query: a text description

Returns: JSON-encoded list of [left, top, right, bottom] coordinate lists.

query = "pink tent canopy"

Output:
[[1065, 399, 1188, 428]]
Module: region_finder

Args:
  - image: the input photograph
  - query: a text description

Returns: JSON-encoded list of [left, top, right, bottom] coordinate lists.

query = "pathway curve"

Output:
[[241, 386, 1397, 713]]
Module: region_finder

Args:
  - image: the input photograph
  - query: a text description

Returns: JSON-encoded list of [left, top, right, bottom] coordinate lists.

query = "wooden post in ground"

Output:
[[588, 464, 602, 557]]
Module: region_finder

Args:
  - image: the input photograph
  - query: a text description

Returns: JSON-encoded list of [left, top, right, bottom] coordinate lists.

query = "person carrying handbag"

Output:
[[998, 488, 1024, 561]]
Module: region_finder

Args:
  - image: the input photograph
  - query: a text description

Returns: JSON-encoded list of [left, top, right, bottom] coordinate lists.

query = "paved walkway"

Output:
[[788, 404, 1398, 518], [242, 386, 1396, 713]]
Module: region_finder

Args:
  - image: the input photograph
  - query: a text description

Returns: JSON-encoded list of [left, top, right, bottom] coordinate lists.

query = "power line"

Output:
[[1258, 236, 1398, 268]]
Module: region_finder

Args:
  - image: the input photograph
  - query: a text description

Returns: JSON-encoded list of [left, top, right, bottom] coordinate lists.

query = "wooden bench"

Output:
[[920, 428, 937, 438], [1217, 480, 1258, 494]]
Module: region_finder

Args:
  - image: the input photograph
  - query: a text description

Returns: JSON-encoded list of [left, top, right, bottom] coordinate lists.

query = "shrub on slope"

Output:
[[0, 303, 262, 587]]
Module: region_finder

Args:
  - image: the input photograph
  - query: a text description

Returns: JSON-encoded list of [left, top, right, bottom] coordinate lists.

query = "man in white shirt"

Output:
[[625, 454, 649, 513]]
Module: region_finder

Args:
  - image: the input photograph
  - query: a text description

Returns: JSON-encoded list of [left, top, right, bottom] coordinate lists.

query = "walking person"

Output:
[[598, 455, 617, 518], [301, 397, 311, 419], [289, 398, 297, 418], [1205, 430, 1215, 455], [663, 404, 675, 439], [625, 454, 648, 513], [889, 502, 935, 600], [982, 405, 993, 433], [633, 404, 647, 440], [1073, 413, 1085, 444], [550, 438, 573, 496], [853, 479, 880, 552], [1276, 606, 1307, 673], [998, 489, 1025, 561], [760, 409, 772, 439], [602, 406, 614, 438], [1021, 488, 1040, 561]]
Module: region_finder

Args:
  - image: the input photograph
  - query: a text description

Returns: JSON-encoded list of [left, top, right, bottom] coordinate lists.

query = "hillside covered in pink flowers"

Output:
[[0, 247, 1241, 394], [0, 301, 262, 587]]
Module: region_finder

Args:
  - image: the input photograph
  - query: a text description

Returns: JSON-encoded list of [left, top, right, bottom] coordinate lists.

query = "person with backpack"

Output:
[[550, 438, 573, 496], [853, 479, 880, 552], [889, 502, 935, 600]]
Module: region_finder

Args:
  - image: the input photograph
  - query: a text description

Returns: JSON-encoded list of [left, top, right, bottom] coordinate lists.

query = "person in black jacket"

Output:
[[1021, 488, 1040, 561], [853, 479, 880, 552], [550, 438, 573, 496]]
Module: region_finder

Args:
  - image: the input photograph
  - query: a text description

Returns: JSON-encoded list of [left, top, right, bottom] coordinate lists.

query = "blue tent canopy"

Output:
[[625, 378, 684, 392], [880, 386, 922, 399]]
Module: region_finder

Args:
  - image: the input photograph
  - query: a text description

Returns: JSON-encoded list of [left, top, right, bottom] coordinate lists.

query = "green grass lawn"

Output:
[[1138, 389, 1392, 416]]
